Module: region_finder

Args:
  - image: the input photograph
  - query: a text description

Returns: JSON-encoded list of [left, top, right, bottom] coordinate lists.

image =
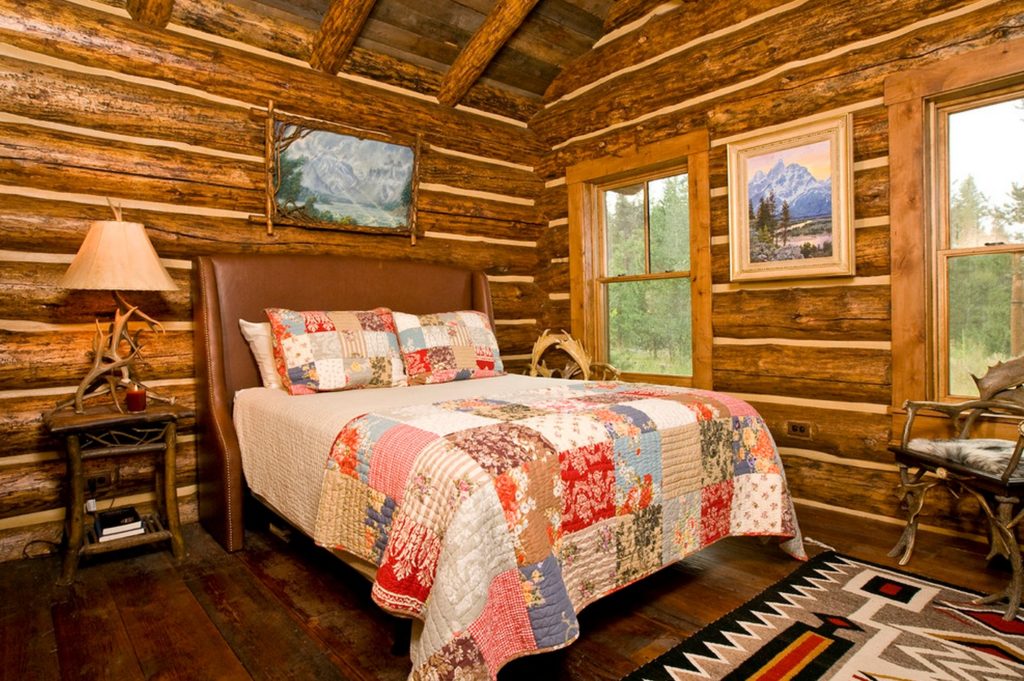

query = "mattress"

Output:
[[233, 374, 565, 536]]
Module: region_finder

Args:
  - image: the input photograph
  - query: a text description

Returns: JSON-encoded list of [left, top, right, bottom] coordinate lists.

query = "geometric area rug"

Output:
[[621, 551, 1024, 680]]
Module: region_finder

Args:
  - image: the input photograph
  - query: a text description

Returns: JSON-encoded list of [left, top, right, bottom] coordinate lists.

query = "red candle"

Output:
[[126, 386, 147, 412]]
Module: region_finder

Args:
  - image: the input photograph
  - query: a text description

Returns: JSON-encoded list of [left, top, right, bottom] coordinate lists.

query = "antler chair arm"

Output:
[[900, 398, 1024, 449]]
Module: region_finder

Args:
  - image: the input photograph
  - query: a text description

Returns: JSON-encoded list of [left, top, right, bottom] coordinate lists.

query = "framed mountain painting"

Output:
[[265, 109, 419, 237], [727, 114, 854, 281]]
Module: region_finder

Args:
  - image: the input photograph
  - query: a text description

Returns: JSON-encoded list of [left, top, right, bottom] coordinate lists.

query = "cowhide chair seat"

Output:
[[906, 437, 1024, 480]]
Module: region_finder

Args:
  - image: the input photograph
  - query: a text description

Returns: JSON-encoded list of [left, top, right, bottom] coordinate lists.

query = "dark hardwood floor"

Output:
[[0, 505, 1011, 680]]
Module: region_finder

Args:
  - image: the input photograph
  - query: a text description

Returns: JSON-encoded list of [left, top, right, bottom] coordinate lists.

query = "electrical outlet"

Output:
[[87, 470, 115, 494], [786, 421, 812, 439]]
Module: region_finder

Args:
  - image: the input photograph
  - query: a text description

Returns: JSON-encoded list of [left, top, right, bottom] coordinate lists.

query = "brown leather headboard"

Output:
[[192, 254, 493, 551]]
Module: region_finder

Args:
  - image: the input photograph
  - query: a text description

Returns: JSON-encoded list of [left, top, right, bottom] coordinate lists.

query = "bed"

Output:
[[193, 254, 804, 680]]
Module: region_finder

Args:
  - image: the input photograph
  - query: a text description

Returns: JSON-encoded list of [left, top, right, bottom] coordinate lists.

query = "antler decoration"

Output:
[[529, 330, 620, 381], [55, 293, 171, 414]]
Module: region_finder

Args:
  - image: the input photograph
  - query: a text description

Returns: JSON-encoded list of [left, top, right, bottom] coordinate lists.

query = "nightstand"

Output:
[[44, 403, 193, 585]]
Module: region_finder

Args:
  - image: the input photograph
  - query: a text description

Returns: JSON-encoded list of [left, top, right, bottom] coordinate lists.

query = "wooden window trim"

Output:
[[887, 37, 1024, 408], [886, 37, 1024, 439], [567, 129, 712, 388]]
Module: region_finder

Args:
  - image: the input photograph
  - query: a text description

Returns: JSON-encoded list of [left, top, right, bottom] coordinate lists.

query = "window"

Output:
[[567, 131, 711, 387], [887, 37, 1024, 415], [602, 172, 692, 375], [935, 91, 1024, 397]]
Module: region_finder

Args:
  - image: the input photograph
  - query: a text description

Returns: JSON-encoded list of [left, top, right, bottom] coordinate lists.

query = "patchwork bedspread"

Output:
[[313, 381, 804, 680]]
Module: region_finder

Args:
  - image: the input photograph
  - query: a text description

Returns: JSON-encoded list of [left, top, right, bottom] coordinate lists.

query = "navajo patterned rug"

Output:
[[623, 551, 1024, 680]]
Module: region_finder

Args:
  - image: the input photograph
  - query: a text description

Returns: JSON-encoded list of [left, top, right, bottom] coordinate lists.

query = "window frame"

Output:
[[598, 165, 693, 377], [566, 130, 712, 388], [886, 36, 1024, 437], [931, 87, 1024, 399]]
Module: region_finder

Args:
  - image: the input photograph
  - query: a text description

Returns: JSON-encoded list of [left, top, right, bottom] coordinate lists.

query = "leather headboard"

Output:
[[192, 254, 493, 551]]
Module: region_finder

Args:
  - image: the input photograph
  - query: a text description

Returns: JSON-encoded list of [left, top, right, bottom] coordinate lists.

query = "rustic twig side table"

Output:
[[44, 403, 193, 585]]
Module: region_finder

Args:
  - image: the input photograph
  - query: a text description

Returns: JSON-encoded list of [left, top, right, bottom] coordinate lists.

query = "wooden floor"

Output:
[[0, 505, 1012, 681]]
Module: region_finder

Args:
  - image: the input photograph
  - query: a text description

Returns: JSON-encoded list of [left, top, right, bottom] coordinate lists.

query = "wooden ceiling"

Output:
[[120, 0, 646, 123]]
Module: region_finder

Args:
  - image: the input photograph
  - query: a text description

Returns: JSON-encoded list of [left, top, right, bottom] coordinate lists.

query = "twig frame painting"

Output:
[[265, 108, 420, 238], [727, 114, 854, 281]]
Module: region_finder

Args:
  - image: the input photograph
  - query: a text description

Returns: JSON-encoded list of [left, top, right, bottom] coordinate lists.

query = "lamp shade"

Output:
[[60, 220, 177, 291]]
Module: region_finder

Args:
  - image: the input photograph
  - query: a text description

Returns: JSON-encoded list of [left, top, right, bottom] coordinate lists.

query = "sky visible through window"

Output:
[[948, 97, 1024, 239]]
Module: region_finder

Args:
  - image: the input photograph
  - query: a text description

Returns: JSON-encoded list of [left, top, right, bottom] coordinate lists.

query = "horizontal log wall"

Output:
[[533, 0, 1024, 537], [0, 0, 545, 561]]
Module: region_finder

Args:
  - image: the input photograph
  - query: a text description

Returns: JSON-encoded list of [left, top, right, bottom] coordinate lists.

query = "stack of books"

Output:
[[94, 507, 145, 542]]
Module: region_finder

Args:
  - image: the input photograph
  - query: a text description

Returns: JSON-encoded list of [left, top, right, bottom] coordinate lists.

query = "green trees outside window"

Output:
[[603, 173, 692, 376]]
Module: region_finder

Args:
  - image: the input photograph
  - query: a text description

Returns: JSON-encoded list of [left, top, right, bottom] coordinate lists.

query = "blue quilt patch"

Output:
[[520, 554, 578, 649]]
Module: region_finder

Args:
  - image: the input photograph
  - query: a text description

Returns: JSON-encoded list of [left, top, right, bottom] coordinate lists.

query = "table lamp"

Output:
[[57, 208, 178, 413]]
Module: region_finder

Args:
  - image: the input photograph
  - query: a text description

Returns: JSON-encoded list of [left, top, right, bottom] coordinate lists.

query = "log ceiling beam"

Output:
[[308, 0, 377, 74], [125, 0, 175, 28], [436, 0, 541, 108], [604, 0, 682, 32]]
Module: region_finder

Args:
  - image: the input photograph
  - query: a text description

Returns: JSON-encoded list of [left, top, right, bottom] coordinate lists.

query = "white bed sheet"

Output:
[[233, 374, 565, 537]]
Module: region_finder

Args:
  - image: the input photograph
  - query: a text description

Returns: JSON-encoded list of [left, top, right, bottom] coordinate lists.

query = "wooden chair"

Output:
[[528, 330, 621, 381], [889, 372, 1024, 619]]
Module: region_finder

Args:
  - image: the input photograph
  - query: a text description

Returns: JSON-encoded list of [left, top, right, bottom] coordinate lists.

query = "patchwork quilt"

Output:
[[313, 381, 805, 680]]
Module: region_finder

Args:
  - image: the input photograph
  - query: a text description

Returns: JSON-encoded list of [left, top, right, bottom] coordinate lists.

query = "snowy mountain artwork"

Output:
[[272, 121, 415, 233], [747, 157, 832, 221], [727, 115, 854, 282], [745, 139, 834, 264]]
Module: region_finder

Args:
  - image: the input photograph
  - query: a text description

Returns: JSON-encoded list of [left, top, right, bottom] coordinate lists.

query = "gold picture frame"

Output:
[[727, 114, 854, 281]]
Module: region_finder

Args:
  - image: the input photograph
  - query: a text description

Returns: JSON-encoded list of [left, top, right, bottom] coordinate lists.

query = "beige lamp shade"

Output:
[[60, 220, 177, 291]]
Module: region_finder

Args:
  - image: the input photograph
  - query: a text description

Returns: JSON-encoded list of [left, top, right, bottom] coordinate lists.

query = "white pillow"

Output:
[[238, 319, 284, 390]]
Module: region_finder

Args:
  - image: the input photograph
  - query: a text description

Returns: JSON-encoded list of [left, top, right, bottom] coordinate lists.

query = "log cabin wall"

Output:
[[531, 1, 1024, 539], [0, 0, 547, 561]]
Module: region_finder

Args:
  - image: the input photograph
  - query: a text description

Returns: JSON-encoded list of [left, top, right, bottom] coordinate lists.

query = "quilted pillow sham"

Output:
[[392, 310, 504, 384], [265, 307, 406, 395]]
